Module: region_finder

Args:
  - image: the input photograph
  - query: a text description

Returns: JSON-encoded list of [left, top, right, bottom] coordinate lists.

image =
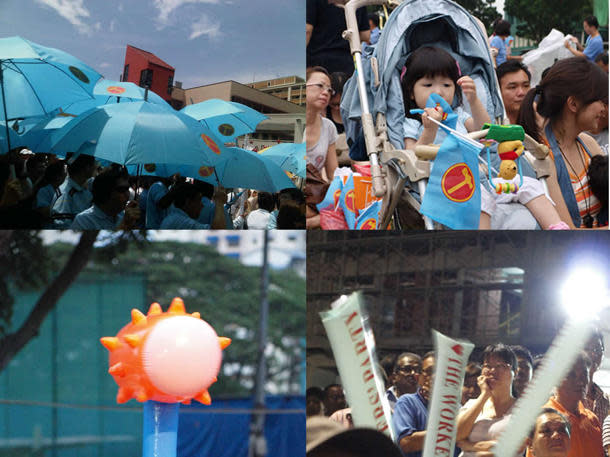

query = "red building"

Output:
[[122, 45, 175, 103]]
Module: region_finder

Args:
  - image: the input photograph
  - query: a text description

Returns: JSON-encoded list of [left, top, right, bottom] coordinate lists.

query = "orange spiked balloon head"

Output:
[[101, 298, 231, 405]]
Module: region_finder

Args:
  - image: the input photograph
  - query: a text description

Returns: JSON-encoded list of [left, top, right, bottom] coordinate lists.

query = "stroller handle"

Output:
[[342, 0, 394, 198]]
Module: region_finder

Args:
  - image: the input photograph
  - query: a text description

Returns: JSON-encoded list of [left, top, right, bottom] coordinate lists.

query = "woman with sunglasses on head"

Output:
[[456, 344, 518, 457], [306, 65, 338, 229], [518, 57, 608, 228]]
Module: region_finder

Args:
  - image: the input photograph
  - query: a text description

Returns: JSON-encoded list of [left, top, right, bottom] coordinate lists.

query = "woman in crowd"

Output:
[[326, 72, 348, 135], [456, 344, 517, 456], [518, 57, 608, 228], [306, 66, 338, 229]]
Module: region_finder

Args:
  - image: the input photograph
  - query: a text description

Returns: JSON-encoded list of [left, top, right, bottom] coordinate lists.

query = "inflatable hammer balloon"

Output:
[[101, 297, 231, 457]]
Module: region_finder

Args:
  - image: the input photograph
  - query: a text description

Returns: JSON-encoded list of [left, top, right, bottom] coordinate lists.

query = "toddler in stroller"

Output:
[[339, 0, 562, 229]]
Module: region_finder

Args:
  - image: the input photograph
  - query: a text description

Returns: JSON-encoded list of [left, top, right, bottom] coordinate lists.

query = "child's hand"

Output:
[[421, 106, 444, 130], [457, 76, 478, 104]]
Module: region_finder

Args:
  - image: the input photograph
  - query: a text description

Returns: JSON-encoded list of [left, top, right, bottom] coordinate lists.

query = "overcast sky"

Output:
[[1, 0, 305, 89]]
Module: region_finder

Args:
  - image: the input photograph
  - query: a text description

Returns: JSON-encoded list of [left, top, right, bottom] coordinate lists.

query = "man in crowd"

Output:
[[512, 345, 534, 398], [306, 387, 325, 417], [526, 408, 571, 457], [392, 351, 434, 457], [388, 353, 422, 412], [323, 384, 347, 417], [52, 154, 96, 220], [565, 16, 604, 62], [306, 0, 369, 75], [496, 61, 531, 125], [71, 167, 140, 230], [527, 351, 604, 457], [160, 182, 227, 229], [583, 330, 609, 424]]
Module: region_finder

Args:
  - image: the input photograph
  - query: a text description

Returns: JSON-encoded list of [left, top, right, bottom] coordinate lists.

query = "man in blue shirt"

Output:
[[392, 351, 435, 457], [490, 20, 511, 67], [71, 167, 140, 230], [160, 182, 227, 229], [565, 15, 604, 62]]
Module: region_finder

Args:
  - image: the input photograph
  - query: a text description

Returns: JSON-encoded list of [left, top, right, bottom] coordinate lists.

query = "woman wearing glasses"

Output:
[[456, 344, 518, 457], [306, 66, 339, 229]]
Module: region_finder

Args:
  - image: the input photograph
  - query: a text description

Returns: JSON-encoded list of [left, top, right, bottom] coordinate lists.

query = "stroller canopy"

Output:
[[342, 0, 505, 149]]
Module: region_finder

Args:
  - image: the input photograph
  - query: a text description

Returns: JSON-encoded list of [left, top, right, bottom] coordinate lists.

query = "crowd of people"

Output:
[[306, 331, 610, 457], [0, 151, 305, 229], [305, 0, 608, 230]]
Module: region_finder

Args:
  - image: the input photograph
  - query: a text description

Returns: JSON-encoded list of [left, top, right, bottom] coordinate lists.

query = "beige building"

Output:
[[247, 76, 306, 106], [172, 80, 305, 145]]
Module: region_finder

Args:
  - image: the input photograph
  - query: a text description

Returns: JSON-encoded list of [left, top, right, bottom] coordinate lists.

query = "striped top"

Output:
[[548, 141, 601, 228], [567, 143, 601, 228], [603, 413, 610, 447]]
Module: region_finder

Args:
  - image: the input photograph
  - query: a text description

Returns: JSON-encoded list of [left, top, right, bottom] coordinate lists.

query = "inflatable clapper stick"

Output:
[[100, 297, 231, 457]]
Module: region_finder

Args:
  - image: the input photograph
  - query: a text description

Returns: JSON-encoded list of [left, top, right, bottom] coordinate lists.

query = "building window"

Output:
[[139, 69, 153, 88], [226, 253, 240, 259], [123, 64, 129, 81], [207, 236, 219, 246], [227, 235, 240, 247], [167, 75, 173, 95]]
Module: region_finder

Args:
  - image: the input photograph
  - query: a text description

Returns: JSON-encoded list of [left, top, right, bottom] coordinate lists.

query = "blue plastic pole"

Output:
[[143, 401, 179, 457]]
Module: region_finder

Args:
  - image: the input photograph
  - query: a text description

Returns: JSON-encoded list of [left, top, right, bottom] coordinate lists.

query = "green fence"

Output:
[[0, 273, 147, 457]]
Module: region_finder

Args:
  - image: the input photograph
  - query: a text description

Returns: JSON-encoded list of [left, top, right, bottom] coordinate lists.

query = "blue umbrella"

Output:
[[45, 101, 228, 166], [128, 147, 295, 192], [13, 115, 73, 152], [259, 142, 306, 177], [181, 99, 268, 142], [60, 79, 171, 115], [0, 36, 101, 151]]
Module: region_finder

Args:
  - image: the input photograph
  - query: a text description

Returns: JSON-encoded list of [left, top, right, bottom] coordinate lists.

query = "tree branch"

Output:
[[0, 231, 99, 372]]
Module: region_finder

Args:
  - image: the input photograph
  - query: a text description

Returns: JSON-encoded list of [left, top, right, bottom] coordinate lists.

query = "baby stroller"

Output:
[[339, 0, 553, 229]]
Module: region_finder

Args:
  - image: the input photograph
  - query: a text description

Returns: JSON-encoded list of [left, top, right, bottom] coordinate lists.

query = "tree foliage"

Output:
[[0, 230, 98, 372], [453, 0, 500, 35], [505, 0, 593, 42], [50, 239, 306, 395]]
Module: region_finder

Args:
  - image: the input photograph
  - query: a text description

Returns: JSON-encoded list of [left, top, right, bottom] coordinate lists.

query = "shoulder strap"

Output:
[[576, 136, 592, 158], [544, 124, 581, 227]]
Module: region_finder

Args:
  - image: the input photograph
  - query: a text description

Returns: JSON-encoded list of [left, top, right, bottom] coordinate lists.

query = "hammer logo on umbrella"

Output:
[[68, 66, 90, 83], [217, 123, 235, 137], [198, 165, 214, 177]]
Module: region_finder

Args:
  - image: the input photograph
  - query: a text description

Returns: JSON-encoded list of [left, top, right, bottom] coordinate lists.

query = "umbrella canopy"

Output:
[[13, 115, 73, 152], [181, 99, 268, 142], [0, 37, 101, 121], [45, 101, 229, 166], [60, 79, 171, 115], [0, 36, 101, 152], [259, 142, 306, 177], [128, 147, 295, 193]]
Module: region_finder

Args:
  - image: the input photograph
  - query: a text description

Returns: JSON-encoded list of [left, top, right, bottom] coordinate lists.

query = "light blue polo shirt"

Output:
[[584, 34, 603, 62], [145, 181, 169, 229], [490, 35, 507, 66], [160, 207, 210, 229], [71, 204, 122, 230], [52, 178, 92, 216]]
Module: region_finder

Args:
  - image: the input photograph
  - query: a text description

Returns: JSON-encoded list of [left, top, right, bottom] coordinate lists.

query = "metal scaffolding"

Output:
[[307, 232, 610, 378]]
